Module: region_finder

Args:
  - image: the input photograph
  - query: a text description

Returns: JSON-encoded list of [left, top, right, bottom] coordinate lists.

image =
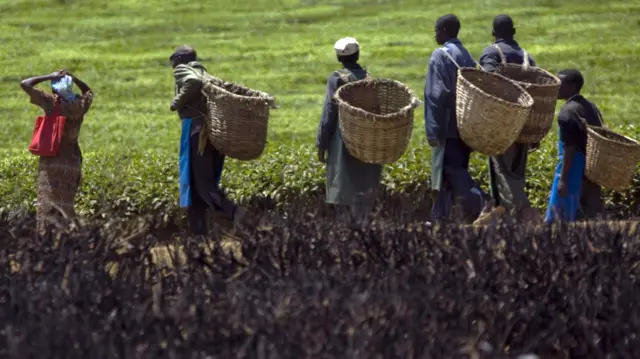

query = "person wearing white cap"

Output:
[[424, 14, 491, 225], [316, 37, 382, 227]]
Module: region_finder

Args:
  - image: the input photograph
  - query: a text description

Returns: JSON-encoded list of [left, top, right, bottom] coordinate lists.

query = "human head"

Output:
[[334, 37, 360, 64], [170, 45, 197, 68], [492, 14, 516, 40], [435, 14, 460, 45], [557, 69, 584, 100], [51, 75, 75, 102]]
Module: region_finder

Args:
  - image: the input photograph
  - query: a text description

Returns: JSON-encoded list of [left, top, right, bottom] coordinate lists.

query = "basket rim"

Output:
[[587, 125, 640, 148], [333, 77, 419, 121], [202, 80, 275, 103], [496, 63, 561, 88], [457, 67, 534, 109]]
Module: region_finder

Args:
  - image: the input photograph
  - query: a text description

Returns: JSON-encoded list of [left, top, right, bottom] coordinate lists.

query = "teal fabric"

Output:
[[179, 118, 192, 208]]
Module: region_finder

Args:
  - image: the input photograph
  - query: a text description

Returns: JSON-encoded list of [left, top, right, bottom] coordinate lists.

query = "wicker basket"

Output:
[[496, 64, 560, 144], [585, 126, 640, 191], [202, 80, 276, 161], [456, 68, 534, 155], [334, 78, 420, 164]]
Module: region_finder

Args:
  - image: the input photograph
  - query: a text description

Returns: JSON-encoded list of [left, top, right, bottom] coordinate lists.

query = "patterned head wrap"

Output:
[[51, 75, 76, 103]]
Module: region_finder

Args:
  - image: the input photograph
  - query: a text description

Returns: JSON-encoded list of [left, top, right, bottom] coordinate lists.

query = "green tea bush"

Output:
[[1, 139, 638, 218]]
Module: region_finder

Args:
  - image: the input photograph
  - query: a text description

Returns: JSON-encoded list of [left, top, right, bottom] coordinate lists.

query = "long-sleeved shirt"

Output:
[[316, 62, 366, 151], [424, 38, 477, 144], [172, 61, 210, 135], [478, 38, 536, 73]]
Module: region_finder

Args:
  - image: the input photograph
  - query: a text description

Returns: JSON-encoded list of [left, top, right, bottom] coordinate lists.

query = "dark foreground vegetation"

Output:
[[2, 198, 640, 358]]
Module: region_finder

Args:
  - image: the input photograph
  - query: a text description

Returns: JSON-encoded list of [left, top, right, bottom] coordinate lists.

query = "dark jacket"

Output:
[[478, 38, 536, 73], [424, 38, 477, 143]]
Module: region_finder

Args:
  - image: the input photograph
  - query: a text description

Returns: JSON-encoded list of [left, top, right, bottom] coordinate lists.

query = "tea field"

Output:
[[1, 0, 639, 216]]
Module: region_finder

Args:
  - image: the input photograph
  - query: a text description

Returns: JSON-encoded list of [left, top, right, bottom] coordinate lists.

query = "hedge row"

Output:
[[3, 202, 640, 357], [1, 140, 640, 218]]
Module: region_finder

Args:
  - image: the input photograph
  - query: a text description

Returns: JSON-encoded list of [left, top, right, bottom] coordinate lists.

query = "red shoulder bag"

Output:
[[28, 100, 66, 156]]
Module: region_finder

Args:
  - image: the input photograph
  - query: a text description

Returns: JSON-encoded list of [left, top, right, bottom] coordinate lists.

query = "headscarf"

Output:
[[51, 75, 76, 103]]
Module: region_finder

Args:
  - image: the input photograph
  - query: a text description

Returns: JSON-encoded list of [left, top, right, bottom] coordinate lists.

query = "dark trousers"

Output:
[[577, 178, 604, 220], [432, 139, 486, 223], [188, 133, 237, 235], [489, 143, 530, 213]]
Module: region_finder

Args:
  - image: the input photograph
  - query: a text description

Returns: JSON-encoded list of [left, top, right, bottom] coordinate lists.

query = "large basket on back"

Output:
[[496, 64, 560, 144], [585, 126, 640, 191], [334, 78, 420, 164], [202, 80, 276, 161], [456, 68, 534, 155]]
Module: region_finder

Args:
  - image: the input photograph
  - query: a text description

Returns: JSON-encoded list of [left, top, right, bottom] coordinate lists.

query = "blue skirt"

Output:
[[179, 119, 225, 208], [179, 118, 192, 208], [545, 148, 586, 223]]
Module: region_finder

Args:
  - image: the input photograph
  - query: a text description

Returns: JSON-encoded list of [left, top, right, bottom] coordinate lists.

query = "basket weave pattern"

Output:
[[585, 126, 640, 190], [496, 64, 560, 144], [202, 81, 274, 161], [334, 78, 418, 164], [455, 68, 534, 155]]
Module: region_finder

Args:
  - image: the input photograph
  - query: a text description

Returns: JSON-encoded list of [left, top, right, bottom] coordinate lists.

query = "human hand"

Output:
[[427, 138, 442, 148], [60, 69, 73, 78], [529, 142, 540, 153], [49, 70, 65, 80], [170, 101, 177, 112], [317, 149, 326, 163], [558, 178, 568, 198]]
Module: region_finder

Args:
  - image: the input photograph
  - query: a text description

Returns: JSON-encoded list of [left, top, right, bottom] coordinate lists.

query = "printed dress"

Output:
[[27, 87, 93, 232]]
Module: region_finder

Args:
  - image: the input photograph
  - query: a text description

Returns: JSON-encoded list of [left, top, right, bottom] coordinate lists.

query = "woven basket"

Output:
[[585, 126, 640, 191], [334, 78, 420, 164], [496, 64, 560, 144], [456, 68, 534, 155], [202, 80, 275, 161]]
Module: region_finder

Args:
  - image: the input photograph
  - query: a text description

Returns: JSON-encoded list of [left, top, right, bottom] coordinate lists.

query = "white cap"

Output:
[[334, 37, 359, 56]]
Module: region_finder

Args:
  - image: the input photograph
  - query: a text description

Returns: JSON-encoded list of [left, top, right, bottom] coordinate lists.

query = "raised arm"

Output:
[[63, 70, 92, 94], [20, 71, 64, 93]]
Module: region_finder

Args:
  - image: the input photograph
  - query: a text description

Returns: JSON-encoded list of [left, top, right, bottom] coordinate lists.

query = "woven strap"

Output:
[[439, 48, 460, 69], [522, 49, 530, 68], [493, 43, 530, 68], [492, 44, 506, 64], [589, 101, 605, 128], [439, 48, 484, 71], [336, 68, 361, 84]]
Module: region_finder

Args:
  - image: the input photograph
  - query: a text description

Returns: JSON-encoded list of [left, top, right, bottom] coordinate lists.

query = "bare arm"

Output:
[[20, 71, 63, 93], [68, 73, 91, 94], [560, 145, 576, 184]]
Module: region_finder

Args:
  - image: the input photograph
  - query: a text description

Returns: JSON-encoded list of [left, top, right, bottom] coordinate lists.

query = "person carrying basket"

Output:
[[424, 14, 491, 225], [545, 69, 605, 223], [169, 45, 247, 235], [316, 37, 383, 227], [475, 14, 542, 225]]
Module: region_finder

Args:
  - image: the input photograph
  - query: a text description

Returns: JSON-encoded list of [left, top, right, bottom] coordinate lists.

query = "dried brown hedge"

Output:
[[1, 199, 640, 359]]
